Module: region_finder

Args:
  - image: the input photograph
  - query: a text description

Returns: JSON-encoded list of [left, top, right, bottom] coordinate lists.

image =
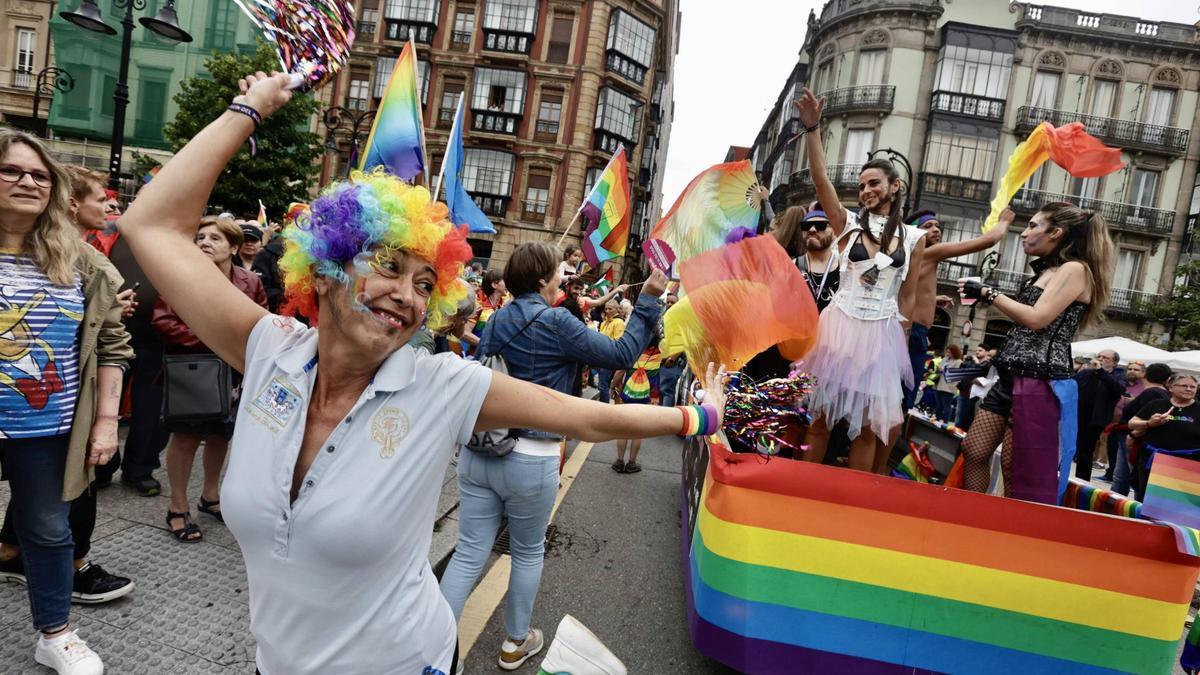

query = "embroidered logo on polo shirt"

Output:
[[251, 377, 303, 428], [371, 406, 410, 458]]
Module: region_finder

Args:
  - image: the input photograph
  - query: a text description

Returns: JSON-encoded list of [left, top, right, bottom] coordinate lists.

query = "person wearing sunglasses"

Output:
[[901, 208, 1008, 414]]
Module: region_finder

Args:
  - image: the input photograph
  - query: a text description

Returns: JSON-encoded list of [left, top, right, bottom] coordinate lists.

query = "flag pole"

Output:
[[409, 31, 431, 190], [433, 94, 464, 204], [555, 209, 583, 247]]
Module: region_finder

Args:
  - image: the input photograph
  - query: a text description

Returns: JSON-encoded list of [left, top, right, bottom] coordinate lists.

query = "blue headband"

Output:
[[913, 214, 938, 227], [803, 210, 829, 222]]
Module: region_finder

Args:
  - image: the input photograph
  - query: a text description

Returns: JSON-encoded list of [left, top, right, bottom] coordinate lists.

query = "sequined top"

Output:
[[994, 283, 1086, 380]]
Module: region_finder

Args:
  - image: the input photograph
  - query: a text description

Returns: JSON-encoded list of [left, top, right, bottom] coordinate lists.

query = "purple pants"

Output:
[[1010, 376, 1062, 504]]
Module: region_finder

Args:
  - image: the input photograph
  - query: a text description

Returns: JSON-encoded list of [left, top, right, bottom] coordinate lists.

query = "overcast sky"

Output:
[[658, 0, 1199, 214]]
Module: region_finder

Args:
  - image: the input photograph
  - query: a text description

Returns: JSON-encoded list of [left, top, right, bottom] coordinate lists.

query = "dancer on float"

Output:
[[902, 208, 1007, 412], [117, 71, 728, 675], [957, 202, 1113, 504], [793, 87, 927, 473]]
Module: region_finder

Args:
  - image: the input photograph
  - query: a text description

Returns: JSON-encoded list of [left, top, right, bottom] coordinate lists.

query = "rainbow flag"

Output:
[[358, 40, 425, 181], [579, 147, 630, 268], [1144, 454, 1200, 529], [257, 199, 267, 227], [1061, 479, 1142, 519], [620, 346, 661, 403], [684, 439, 1200, 674]]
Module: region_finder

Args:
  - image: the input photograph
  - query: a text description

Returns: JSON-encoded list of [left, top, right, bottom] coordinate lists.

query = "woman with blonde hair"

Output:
[[0, 129, 133, 674], [957, 202, 1114, 504]]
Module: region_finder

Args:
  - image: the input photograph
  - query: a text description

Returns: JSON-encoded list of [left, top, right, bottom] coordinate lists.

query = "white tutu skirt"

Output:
[[799, 306, 913, 441]]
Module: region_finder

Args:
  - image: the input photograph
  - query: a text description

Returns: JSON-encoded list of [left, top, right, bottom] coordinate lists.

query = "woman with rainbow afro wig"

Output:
[[115, 71, 728, 675]]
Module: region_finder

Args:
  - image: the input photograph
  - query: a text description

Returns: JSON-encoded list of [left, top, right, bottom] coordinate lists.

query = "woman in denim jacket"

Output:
[[440, 241, 666, 670]]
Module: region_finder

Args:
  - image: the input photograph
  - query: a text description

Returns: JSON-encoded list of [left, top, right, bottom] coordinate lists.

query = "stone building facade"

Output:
[[326, 0, 680, 271], [751, 0, 1200, 350]]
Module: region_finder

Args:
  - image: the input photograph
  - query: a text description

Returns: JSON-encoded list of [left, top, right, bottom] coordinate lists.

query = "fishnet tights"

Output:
[[962, 410, 1014, 493]]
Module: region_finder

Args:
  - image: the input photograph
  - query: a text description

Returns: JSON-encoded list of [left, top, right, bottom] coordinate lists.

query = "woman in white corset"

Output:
[[794, 87, 927, 473]]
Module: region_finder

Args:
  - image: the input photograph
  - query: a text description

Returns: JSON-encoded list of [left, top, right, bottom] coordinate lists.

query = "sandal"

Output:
[[611, 460, 626, 473], [623, 461, 642, 474], [197, 497, 224, 523], [166, 511, 202, 543]]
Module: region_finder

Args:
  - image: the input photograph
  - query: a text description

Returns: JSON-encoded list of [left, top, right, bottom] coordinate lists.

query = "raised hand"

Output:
[[795, 87, 824, 129], [235, 71, 294, 118]]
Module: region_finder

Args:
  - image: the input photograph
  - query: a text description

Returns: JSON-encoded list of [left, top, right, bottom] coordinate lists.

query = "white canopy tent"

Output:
[[1071, 336, 1200, 374]]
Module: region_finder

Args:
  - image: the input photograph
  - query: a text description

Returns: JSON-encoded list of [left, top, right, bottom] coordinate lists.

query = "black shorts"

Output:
[[979, 367, 1014, 418]]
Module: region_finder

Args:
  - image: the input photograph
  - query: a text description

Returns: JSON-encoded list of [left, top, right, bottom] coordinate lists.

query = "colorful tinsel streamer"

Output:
[[720, 371, 814, 456], [230, 0, 356, 91], [982, 121, 1123, 232]]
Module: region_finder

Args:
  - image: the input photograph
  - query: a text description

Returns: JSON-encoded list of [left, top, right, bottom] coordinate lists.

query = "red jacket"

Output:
[[152, 265, 268, 352]]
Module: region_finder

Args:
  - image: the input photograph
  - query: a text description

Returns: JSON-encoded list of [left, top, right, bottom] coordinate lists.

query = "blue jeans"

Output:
[[658, 363, 684, 407], [902, 324, 930, 412], [440, 449, 559, 640], [934, 391, 955, 422], [597, 369, 614, 403], [1112, 435, 1132, 496], [0, 434, 74, 631]]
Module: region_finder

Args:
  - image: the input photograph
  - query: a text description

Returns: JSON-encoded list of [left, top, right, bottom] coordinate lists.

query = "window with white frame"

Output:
[[359, 7, 379, 35], [595, 86, 639, 142], [1088, 79, 1117, 117], [924, 131, 996, 182], [842, 129, 875, 165], [584, 167, 603, 196], [855, 50, 886, 86], [471, 67, 525, 113], [1129, 169, 1159, 209], [373, 56, 429, 102], [1000, 230, 1029, 273], [452, 8, 474, 47], [461, 148, 515, 195], [1145, 87, 1175, 127], [15, 28, 36, 77], [524, 169, 551, 219], [934, 42, 1013, 99], [1069, 176, 1099, 201], [348, 77, 370, 110], [1114, 248, 1143, 290], [814, 61, 833, 95], [482, 0, 536, 33], [536, 89, 562, 138], [383, 0, 439, 22], [607, 10, 654, 67]]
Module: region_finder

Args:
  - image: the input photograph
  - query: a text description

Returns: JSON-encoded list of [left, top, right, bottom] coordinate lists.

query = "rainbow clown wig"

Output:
[[278, 169, 472, 331]]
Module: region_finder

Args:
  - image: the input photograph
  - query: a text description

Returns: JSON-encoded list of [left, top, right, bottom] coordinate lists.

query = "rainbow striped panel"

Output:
[[1144, 454, 1200, 530], [684, 440, 1200, 674]]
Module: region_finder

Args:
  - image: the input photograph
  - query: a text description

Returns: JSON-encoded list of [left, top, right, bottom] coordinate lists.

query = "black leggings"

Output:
[[0, 485, 96, 560]]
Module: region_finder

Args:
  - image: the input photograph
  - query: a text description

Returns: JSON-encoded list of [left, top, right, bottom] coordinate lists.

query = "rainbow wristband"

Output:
[[677, 404, 720, 437]]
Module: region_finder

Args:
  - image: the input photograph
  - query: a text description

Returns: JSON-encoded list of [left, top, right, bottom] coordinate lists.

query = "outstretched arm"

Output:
[[925, 208, 1009, 264], [959, 261, 1088, 331], [477, 363, 726, 442], [118, 72, 291, 372], [795, 88, 846, 236]]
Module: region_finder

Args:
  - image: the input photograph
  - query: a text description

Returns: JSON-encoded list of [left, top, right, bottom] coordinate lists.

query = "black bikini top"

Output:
[[846, 231, 905, 268]]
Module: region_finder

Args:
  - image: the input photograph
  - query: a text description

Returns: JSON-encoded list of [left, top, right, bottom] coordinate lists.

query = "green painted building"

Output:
[[49, 0, 259, 149]]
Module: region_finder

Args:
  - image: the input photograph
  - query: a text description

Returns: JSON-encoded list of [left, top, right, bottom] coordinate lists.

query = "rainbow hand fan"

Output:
[[649, 160, 764, 265], [231, 0, 356, 91]]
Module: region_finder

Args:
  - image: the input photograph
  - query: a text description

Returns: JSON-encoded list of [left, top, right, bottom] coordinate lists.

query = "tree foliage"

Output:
[[1148, 260, 1200, 349], [163, 42, 321, 218]]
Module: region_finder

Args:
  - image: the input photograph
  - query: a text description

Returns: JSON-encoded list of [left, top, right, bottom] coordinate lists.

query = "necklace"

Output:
[[803, 251, 836, 302]]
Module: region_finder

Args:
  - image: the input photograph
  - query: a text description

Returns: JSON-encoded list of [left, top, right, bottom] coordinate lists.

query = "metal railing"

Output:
[[1015, 3, 1197, 44], [920, 173, 992, 202], [1010, 187, 1175, 236], [471, 110, 521, 135], [1015, 106, 1189, 156], [1108, 287, 1158, 317], [790, 163, 862, 198], [991, 269, 1028, 294], [930, 90, 1005, 123], [11, 69, 33, 88], [936, 260, 975, 285], [820, 85, 895, 117]]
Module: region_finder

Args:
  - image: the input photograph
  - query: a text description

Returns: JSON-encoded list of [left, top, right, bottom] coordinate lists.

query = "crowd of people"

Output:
[[2, 72, 1199, 675]]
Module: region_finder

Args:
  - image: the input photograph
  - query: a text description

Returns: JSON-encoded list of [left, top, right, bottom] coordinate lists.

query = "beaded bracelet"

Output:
[[677, 404, 720, 437]]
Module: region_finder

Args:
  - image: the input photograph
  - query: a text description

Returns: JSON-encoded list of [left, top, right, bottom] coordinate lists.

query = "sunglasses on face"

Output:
[[0, 165, 53, 188], [800, 220, 829, 232]]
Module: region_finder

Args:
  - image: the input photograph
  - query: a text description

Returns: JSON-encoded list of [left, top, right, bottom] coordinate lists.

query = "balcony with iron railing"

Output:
[[10, 69, 33, 89], [790, 163, 861, 200], [1015, 106, 1189, 157], [990, 269, 1028, 294], [534, 119, 559, 142], [1010, 187, 1176, 236], [1108, 287, 1159, 318], [521, 200, 547, 223], [606, 51, 648, 86], [920, 173, 992, 202], [930, 91, 1005, 123], [384, 18, 436, 43], [450, 30, 471, 50], [820, 85, 895, 117], [469, 193, 509, 218], [1014, 3, 1198, 45], [471, 109, 522, 135], [936, 260, 977, 286], [483, 29, 533, 55]]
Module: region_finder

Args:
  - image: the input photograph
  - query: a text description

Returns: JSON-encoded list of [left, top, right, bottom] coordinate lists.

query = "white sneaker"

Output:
[[499, 628, 544, 671], [537, 615, 626, 675], [34, 630, 104, 675]]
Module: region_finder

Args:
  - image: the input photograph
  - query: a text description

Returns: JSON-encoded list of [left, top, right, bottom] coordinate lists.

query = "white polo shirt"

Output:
[[222, 315, 492, 675]]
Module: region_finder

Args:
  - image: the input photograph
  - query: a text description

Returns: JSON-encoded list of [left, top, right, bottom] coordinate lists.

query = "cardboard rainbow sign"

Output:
[[682, 439, 1200, 674]]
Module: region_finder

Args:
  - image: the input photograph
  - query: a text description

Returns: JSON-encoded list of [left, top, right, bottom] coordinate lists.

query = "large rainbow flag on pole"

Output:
[[578, 147, 631, 268], [682, 437, 1200, 674], [358, 39, 425, 182]]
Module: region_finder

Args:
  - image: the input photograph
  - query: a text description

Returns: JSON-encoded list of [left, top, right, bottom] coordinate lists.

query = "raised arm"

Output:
[[960, 261, 1088, 331], [925, 209, 1009, 264], [477, 362, 726, 442], [591, 284, 628, 308], [795, 88, 847, 236], [118, 72, 291, 372]]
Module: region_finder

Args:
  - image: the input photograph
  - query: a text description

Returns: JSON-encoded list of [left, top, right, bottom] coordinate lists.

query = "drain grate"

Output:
[[493, 524, 558, 556]]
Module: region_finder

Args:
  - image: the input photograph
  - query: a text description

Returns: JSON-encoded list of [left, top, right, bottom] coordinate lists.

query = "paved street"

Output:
[[0, 432, 727, 674]]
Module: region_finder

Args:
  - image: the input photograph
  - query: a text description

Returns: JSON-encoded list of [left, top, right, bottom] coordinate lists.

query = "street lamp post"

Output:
[[322, 105, 377, 179], [59, 0, 191, 190], [31, 66, 75, 137]]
